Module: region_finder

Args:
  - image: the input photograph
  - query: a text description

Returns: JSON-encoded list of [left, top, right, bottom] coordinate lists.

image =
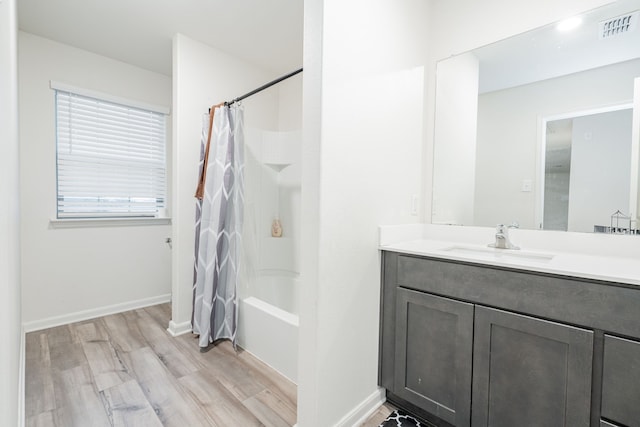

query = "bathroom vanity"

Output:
[[378, 236, 640, 427], [379, 0, 640, 423]]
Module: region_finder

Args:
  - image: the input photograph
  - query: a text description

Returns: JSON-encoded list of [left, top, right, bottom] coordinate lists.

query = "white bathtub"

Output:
[[237, 296, 298, 383]]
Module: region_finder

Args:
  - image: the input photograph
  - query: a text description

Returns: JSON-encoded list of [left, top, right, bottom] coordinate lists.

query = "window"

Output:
[[54, 87, 167, 219]]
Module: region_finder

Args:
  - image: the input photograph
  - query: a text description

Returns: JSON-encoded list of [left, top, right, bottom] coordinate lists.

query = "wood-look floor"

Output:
[[25, 303, 297, 427], [361, 403, 396, 427]]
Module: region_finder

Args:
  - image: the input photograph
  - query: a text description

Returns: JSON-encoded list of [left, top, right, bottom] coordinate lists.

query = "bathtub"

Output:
[[237, 295, 299, 383]]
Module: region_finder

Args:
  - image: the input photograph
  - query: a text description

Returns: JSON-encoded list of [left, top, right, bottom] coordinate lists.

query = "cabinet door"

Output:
[[472, 306, 593, 427], [394, 288, 474, 426], [601, 334, 640, 427]]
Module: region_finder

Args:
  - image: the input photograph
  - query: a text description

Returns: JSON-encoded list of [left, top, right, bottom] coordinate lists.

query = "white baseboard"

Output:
[[23, 293, 172, 332], [334, 387, 386, 427], [167, 319, 192, 336]]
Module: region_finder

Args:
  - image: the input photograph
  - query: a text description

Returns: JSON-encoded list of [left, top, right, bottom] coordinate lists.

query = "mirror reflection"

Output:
[[543, 107, 634, 233], [432, 0, 640, 234]]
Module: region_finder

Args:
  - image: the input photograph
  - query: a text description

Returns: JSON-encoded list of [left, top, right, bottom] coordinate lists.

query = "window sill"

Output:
[[49, 217, 172, 229]]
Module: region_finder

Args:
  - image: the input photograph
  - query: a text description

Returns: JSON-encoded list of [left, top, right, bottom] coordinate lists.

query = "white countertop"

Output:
[[379, 224, 640, 287]]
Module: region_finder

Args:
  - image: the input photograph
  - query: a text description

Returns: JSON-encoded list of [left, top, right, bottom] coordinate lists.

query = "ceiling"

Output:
[[474, 0, 640, 93], [17, 0, 304, 77]]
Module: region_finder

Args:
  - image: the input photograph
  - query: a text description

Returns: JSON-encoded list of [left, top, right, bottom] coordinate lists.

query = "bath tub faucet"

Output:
[[489, 223, 520, 250]]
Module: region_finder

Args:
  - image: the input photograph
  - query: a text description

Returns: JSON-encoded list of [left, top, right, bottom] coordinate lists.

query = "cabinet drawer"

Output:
[[602, 334, 640, 427]]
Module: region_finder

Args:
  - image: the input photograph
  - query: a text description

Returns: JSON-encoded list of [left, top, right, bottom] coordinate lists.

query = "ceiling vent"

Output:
[[599, 10, 639, 39]]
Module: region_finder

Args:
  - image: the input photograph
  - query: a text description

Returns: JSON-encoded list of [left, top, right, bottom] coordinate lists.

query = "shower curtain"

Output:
[[192, 103, 245, 349]]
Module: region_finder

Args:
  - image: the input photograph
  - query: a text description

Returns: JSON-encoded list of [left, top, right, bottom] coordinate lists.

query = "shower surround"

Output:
[[237, 128, 301, 382]]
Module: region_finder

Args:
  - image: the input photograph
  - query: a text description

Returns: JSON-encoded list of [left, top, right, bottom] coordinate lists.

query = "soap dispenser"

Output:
[[271, 218, 283, 238]]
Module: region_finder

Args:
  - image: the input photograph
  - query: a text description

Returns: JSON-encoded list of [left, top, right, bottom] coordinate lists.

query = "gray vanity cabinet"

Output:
[[472, 306, 593, 427], [394, 288, 474, 426], [380, 251, 640, 427], [601, 335, 640, 427]]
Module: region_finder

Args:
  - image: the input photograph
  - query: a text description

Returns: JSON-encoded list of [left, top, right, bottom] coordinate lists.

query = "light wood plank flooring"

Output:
[[25, 303, 297, 427], [360, 403, 396, 426]]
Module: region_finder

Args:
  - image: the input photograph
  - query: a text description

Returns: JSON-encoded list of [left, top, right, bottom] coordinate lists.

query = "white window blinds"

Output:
[[55, 89, 167, 218]]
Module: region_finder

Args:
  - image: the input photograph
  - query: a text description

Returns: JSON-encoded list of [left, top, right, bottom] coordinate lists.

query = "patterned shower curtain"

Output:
[[192, 103, 245, 350]]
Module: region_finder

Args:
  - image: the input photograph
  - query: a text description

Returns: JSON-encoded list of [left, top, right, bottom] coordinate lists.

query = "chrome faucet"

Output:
[[489, 223, 520, 250]]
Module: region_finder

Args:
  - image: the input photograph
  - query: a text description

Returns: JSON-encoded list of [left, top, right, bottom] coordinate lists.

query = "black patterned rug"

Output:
[[379, 409, 424, 427]]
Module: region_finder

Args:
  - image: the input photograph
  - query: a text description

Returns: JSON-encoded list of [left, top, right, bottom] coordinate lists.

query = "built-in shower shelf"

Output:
[[264, 162, 292, 172]]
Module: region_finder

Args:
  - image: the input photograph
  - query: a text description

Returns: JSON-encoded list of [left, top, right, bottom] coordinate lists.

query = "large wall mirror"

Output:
[[432, 0, 640, 235]]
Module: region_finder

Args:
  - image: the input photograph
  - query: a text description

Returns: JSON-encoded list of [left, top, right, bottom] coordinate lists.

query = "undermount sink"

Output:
[[441, 245, 555, 263]]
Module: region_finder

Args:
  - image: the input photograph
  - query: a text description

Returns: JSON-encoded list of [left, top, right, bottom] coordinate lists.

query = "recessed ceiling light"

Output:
[[557, 16, 583, 32]]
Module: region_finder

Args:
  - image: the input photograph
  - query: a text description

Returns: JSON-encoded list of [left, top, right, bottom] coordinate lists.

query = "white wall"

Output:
[[278, 74, 303, 131], [299, 0, 323, 422], [474, 59, 640, 228], [19, 32, 172, 327], [432, 52, 478, 225], [170, 33, 281, 334], [0, 0, 21, 425], [299, 0, 429, 425]]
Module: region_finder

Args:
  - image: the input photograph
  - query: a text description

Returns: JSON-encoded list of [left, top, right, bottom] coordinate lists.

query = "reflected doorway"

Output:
[[541, 106, 633, 232]]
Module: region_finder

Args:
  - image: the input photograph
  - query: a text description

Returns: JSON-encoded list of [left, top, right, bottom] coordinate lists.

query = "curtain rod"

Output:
[[225, 68, 303, 107]]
